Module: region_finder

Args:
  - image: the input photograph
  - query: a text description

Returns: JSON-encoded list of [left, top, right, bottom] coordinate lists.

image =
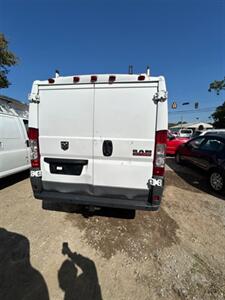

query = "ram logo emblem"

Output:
[[133, 149, 152, 156], [61, 141, 69, 151]]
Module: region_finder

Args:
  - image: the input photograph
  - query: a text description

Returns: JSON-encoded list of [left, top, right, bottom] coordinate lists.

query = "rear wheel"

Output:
[[209, 170, 224, 193], [175, 152, 183, 165]]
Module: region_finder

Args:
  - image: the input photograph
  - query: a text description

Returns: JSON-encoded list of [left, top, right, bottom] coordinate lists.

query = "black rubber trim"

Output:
[[34, 191, 160, 211], [44, 158, 88, 165]]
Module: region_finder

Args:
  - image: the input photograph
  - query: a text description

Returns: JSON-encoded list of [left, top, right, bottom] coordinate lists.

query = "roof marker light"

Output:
[[91, 75, 97, 82], [73, 76, 80, 83], [109, 75, 116, 83], [48, 78, 55, 84], [138, 75, 145, 81]]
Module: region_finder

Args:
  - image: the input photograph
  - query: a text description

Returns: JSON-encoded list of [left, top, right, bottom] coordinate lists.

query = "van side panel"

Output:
[[93, 83, 158, 192], [0, 115, 29, 178], [38, 86, 94, 186]]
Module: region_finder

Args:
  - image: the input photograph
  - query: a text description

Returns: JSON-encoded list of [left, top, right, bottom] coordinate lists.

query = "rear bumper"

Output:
[[34, 190, 160, 211], [30, 175, 164, 211]]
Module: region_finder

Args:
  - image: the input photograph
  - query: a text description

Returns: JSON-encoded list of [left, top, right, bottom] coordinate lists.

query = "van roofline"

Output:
[[32, 74, 165, 86]]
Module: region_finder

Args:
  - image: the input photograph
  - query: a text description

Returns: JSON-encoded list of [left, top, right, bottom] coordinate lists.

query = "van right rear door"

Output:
[[93, 82, 158, 198]]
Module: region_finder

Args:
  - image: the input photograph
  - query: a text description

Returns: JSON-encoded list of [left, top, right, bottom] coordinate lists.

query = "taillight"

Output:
[[153, 130, 167, 176], [28, 128, 40, 168]]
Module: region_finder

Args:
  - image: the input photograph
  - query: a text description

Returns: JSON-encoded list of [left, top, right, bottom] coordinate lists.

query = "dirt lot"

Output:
[[1, 159, 225, 300]]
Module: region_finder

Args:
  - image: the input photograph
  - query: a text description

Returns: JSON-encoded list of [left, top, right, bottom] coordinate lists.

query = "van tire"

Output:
[[209, 169, 224, 193]]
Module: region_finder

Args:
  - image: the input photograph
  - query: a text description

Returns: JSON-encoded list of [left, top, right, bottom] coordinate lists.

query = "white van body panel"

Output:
[[0, 114, 30, 179], [39, 85, 94, 185], [93, 83, 157, 190], [37, 82, 159, 190], [29, 73, 168, 210]]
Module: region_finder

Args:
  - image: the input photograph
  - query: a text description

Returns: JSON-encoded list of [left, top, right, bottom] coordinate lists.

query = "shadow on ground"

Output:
[[59, 242, 102, 300], [0, 170, 29, 190], [166, 157, 225, 201], [0, 228, 103, 300], [43, 201, 136, 219], [0, 228, 49, 300]]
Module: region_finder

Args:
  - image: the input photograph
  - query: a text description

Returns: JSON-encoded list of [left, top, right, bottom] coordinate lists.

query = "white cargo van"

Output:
[[0, 104, 30, 179], [28, 73, 168, 211]]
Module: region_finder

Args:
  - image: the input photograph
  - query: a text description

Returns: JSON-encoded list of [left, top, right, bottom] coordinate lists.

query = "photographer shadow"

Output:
[[0, 228, 49, 300], [58, 243, 102, 300]]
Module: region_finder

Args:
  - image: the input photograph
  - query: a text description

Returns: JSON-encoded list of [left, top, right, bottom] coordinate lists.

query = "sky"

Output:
[[0, 0, 224, 123]]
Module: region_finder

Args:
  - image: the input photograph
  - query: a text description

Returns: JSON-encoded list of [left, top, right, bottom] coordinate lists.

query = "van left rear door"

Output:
[[38, 85, 94, 187]]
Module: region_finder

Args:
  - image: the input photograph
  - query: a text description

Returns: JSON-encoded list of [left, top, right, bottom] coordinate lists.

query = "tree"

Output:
[[0, 33, 18, 88], [211, 101, 225, 128], [208, 78, 225, 95]]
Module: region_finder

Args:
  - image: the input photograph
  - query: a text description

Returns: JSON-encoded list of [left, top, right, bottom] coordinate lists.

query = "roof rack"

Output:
[[0, 103, 28, 119]]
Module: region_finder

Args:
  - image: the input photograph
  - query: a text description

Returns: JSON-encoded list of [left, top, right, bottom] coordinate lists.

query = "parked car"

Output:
[[201, 129, 225, 136], [167, 132, 189, 155], [178, 128, 193, 138], [0, 105, 30, 179], [192, 129, 225, 138], [191, 130, 203, 138], [175, 135, 225, 193]]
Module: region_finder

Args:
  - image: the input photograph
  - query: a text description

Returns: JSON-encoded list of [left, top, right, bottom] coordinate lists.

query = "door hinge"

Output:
[[28, 94, 40, 103], [153, 76, 168, 103], [153, 90, 168, 103]]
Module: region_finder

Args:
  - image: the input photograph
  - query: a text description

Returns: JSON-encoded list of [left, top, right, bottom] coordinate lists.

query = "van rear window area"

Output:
[[23, 119, 28, 133], [1, 116, 21, 138]]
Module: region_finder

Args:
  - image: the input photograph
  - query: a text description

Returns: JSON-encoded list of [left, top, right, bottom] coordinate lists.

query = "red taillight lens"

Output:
[[153, 130, 167, 176], [28, 128, 40, 168]]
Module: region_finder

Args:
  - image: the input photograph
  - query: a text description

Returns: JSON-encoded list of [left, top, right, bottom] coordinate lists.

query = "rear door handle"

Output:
[[103, 140, 113, 156]]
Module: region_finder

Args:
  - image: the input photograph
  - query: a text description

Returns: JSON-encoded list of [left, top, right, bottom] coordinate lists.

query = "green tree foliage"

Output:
[[208, 78, 225, 95], [211, 101, 225, 128], [0, 33, 18, 88]]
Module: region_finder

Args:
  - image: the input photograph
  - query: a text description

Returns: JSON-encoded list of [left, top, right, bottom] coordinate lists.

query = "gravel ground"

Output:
[[0, 159, 225, 300]]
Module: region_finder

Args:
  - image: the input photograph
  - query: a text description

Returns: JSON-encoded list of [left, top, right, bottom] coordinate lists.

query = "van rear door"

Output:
[[38, 85, 94, 186], [93, 82, 158, 197]]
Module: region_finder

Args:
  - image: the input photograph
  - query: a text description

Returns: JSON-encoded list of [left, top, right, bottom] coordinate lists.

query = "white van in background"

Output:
[[0, 104, 30, 179], [178, 128, 193, 138], [28, 72, 168, 211]]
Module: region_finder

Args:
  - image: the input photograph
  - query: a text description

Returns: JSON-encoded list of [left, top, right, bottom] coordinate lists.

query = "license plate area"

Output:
[[44, 158, 88, 176]]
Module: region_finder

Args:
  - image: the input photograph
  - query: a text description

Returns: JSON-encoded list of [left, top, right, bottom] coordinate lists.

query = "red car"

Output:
[[167, 132, 189, 155]]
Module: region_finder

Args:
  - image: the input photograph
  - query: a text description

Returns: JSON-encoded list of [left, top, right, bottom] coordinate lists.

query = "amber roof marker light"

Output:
[[138, 75, 145, 81], [91, 75, 97, 82], [109, 75, 116, 83], [73, 76, 80, 83]]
